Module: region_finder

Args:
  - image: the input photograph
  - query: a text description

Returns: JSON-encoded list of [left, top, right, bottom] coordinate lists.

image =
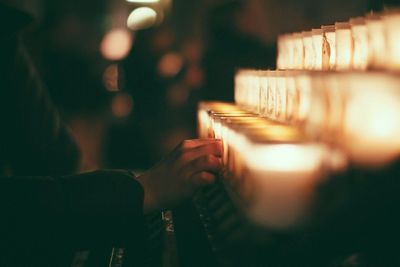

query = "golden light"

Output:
[[350, 17, 368, 70], [242, 139, 327, 228], [100, 28, 133, 61], [321, 25, 336, 70], [127, 7, 158, 31], [157, 52, 184, 77], [335, 22, 353, 70]]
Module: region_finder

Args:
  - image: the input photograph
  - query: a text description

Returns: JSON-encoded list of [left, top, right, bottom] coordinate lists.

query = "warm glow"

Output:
[[244, 143, 324, 173], [127, 7, 158, 31], [342, 73, 400, 166], [100, 28, 133, 61]]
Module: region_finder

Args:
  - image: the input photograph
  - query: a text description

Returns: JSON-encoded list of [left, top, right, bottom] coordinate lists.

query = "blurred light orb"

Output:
[[127, 7, 158, 31], [111, 93, 134, 118], [100, 28, 133, 61], [103, 64, 119, 92], [157, 52, 184, 77]]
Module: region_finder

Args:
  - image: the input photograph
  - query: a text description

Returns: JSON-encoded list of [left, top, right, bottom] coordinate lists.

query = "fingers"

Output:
[[179, 141, 223, 162], [179, 139, 221, 149], [182, 154, 222, 178], [191, 171, 216, 187]]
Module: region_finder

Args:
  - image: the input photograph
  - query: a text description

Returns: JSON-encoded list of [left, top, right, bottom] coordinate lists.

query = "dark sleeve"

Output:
[[0, 170, 146, 251], [0, 6, 79, 176]]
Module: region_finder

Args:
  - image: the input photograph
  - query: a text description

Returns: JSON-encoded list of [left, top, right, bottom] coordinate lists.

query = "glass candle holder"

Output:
[[294, 72, 312, 125], [350, 17, 368, 70], [275, 71, 287, 122], [321, 25, 336, 70], [259, 71, 269, 117], [383, 9, 400, 70], [340, 72, 400, 167], [335, 22, 353, 70], [366, 13, 385, 70], [285, 71, 298, 123], [267, 71, 277, 120], [239, 129, 328, 229], [312, 29, 324, 70], [302, 31, 315, 70], [292, 33, 304, 69]]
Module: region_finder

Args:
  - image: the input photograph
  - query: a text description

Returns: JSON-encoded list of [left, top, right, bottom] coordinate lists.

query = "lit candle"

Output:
[[383, 9, 400, 70], [267, 71, 277, 120], [275, 71, 287, 122], [238, 128, 329, 229], [294, 72, 312, 125], [321, 25, 336, 70], [350, 17, 368, 70], [340, 72, 400, 167], [292, 33, 304, 69], [259, 71, 269, 117], [312, 29, 324, 70], [285, 71, 298, 123], [366, 13, 385, 69], [302, 31, 315, 70], [335, 22, 353, 70]]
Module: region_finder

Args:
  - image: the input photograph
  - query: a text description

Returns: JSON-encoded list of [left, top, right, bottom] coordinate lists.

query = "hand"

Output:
[[136, 139, 223, 213]]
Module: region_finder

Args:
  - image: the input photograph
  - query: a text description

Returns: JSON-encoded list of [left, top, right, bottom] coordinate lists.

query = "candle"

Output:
[[312, 29, 324, 70], [335, 22, 353, 70], [366, 13, 385, 69], [321, 25, 336, 70], [339, 72, 400, 167], [302, 31, 315, 70], [292, 33, 304, 69], [267, 71, 277, 120], [238, 129, 328, 229], [383, 9, 400, 70], [350, 17, 368, 70], [285, 71, 298, 123], [295, 72, 312, 125], [275, 71, 287, 121]]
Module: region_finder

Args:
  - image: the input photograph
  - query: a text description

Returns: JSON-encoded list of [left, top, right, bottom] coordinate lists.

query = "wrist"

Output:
[[135, 172, 158, 214]]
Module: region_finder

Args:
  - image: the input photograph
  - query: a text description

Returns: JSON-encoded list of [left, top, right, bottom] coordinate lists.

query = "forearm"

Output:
[[0, 170, 146, 250]]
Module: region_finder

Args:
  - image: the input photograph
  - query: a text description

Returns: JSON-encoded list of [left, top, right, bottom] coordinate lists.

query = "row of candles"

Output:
[[234, 69, 400, 168], [197, 101, 336, 228], [277, 9, 400, 71]]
